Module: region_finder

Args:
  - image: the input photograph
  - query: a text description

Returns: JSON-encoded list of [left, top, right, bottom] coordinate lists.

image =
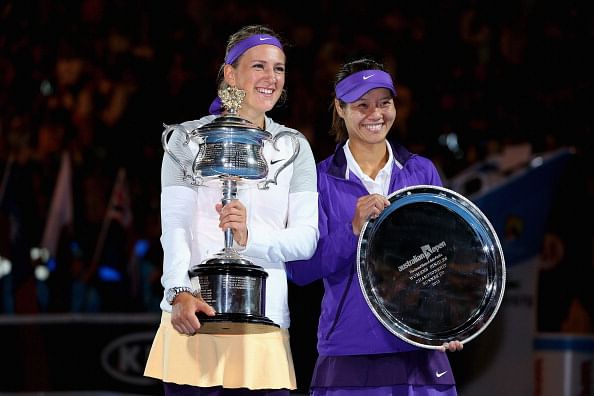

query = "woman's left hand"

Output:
[[216, 199, 248, 246]]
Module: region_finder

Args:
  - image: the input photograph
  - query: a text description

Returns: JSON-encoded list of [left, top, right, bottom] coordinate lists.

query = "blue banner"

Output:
[[471, 149, 573, 266]]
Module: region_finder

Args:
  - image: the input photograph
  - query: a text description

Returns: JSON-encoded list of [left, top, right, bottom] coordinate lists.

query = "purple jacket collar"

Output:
[[327, 139, 413, 180]]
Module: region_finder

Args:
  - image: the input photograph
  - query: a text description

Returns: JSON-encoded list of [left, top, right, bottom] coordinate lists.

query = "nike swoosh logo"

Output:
[[259, 37, 272, 41], [271, 159, 285, 165], [436, 370, 448, 378], [363, 74, 375, 80]]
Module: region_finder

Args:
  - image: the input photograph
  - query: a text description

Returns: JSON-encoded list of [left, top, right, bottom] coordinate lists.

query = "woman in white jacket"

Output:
[[144, 24, 319, 396]]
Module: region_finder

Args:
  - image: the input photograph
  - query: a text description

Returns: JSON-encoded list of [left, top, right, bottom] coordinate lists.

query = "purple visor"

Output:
[[335, 70, 396, 103]]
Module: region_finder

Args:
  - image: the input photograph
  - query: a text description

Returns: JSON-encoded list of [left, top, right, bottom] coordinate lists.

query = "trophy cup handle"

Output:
[[258, 131, 300, 190], [161, 123, 203, 185]]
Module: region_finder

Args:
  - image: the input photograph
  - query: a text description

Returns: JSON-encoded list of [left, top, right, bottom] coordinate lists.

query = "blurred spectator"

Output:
[[537, 144, 594, 333]]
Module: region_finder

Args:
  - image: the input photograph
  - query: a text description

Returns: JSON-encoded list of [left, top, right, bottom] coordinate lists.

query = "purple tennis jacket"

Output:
[[286, 140, 443, 356]]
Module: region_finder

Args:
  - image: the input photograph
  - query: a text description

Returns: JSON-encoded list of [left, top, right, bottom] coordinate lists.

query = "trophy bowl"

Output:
[[191, 115, 272, 180], [357, 185, 506, 349]]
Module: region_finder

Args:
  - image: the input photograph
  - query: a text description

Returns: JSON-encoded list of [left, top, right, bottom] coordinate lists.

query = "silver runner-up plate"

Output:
[[357, 185, 505, 349]]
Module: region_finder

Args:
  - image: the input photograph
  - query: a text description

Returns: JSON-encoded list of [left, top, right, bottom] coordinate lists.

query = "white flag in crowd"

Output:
[[40, 151, 73, 257]]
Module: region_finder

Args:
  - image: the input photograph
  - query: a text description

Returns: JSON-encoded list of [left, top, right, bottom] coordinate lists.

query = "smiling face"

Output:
[[336, 88, 396, 148], [224, 44, 286, 127]]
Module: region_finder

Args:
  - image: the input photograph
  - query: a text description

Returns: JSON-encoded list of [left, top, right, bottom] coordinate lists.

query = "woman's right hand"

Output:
[[170, 293, 216, 335], [351, 193, 390, 235], [440, 340, 464, 352]]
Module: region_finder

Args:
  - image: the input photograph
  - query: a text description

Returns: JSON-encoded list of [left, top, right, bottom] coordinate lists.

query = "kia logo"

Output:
[[101, 331, 157, 386]]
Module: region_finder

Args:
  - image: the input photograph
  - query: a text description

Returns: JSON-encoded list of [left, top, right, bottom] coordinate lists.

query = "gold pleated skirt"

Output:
[[144, 312, 296, 390]]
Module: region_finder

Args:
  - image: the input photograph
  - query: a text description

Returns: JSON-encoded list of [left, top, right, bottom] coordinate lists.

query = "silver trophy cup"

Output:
[[161, 88, 299, 334]]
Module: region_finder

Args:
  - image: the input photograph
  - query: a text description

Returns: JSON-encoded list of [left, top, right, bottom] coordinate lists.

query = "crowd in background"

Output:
[[0, 1, 593, 319]]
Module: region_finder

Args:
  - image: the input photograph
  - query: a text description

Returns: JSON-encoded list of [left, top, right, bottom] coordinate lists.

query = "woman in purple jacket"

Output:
[[286, 58, 463, 395]]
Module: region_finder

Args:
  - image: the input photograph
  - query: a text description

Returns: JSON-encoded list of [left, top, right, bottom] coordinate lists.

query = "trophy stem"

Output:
[[221, 178, 238, 250]]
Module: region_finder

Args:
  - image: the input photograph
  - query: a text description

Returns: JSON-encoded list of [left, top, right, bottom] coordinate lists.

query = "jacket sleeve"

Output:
[[241, 134, 319, 263], [160, 185, 197, 291], [243, 190, 319, 263], [159, 125, 201, 291], [286, 190, 359, 285]]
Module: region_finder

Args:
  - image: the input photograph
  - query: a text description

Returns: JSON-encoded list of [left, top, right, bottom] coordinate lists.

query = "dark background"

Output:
[[1, 0, 593, 394]]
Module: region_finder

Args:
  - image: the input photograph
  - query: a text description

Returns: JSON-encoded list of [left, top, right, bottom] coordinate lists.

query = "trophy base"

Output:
[[196, 312, 279, 334], [188, 251, 272, 335]]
